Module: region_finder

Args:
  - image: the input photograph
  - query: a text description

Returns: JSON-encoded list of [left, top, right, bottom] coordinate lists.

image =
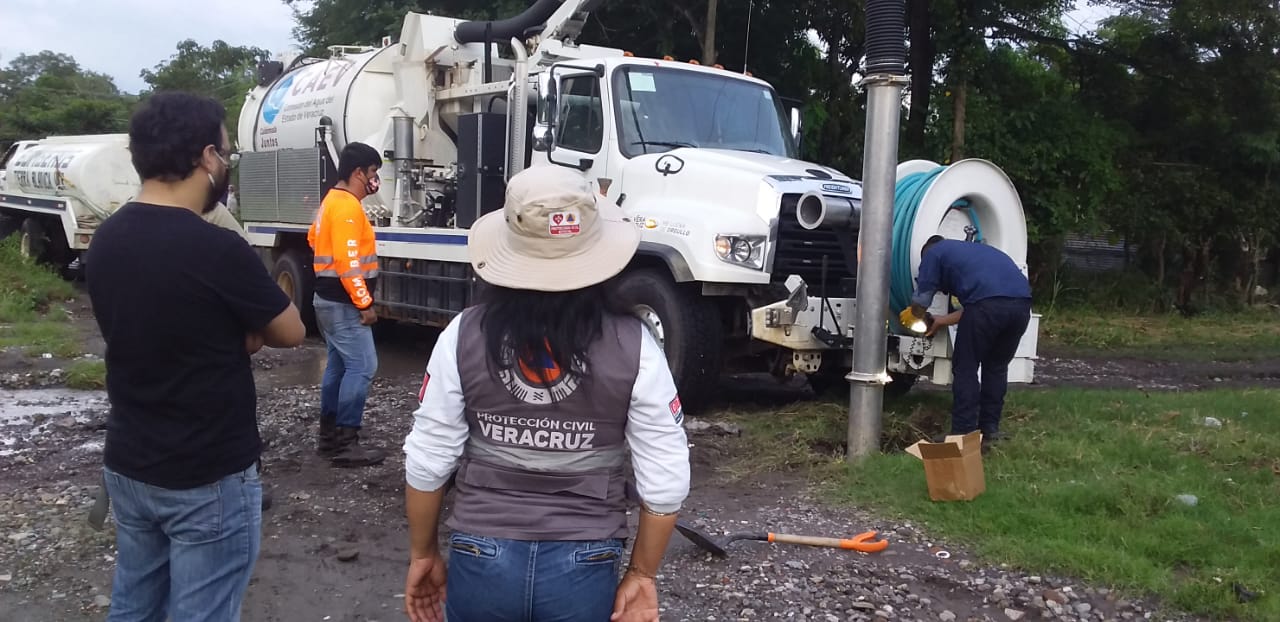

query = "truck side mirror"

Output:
[[790, 107, 803, 149], [533, 71, 558, 152]]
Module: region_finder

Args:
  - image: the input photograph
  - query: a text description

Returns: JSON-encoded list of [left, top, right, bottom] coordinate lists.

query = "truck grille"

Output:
[[773, 193, 858, 297]]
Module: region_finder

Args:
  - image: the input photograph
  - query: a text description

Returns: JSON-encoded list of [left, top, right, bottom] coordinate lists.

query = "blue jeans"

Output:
[[445, 532, 624, 621], [951, 297, 1032, 435], [104, 464, 262, 622], [313, 295, 378, 429]]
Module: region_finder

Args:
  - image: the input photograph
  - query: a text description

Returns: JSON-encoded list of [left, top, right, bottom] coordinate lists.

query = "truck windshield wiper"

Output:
[[631, 140, 697, 149]]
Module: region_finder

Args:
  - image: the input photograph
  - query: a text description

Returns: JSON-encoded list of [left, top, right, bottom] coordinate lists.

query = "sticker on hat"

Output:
[[549, 210, 582, 238]]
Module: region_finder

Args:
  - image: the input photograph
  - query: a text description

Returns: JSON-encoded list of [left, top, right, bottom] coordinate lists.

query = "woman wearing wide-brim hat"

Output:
[[401, 165, 691, 622]]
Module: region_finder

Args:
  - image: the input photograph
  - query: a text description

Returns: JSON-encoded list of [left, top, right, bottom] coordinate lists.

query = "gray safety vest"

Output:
[[447, 306, 643, 541]]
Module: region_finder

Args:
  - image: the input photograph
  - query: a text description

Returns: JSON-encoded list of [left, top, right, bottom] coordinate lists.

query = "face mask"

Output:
[[365, 172, 381, 197], [203, 152, 231, 215]]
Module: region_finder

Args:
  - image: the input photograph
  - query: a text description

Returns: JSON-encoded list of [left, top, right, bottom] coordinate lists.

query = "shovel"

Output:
[[675, 519, 889, 558]]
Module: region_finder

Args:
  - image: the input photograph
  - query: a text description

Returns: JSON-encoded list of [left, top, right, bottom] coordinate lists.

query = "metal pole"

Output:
[[847, 0, 907, 462]]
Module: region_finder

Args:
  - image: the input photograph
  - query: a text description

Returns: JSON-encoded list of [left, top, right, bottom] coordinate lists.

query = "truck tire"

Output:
[[19, 218, 49, 263], [808, 370, 918, 400], [612, 269, 722, 414], [271, 249, 317, 333]]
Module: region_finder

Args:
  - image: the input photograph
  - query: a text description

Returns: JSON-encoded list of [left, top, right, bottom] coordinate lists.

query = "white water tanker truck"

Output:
[[0, 135, 136, 269]]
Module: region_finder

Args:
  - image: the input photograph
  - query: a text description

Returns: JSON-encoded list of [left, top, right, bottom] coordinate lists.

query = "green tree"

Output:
[[0, 51, 133, 147], [1083, 1, 1280, 308], [140, 40, 271, 142]]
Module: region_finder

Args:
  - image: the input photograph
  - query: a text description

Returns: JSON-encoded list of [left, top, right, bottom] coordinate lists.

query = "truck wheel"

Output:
[[272, 249, 317, 333], [19, 218, 49, 263], [612, 269, 722, 414]]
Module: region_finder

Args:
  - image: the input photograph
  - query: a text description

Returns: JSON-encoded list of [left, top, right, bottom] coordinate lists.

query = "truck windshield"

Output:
[[612, 66, 796, 159]]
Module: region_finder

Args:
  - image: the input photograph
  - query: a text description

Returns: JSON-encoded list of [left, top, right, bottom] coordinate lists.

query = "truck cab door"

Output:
[[532, 67, 611, 193]]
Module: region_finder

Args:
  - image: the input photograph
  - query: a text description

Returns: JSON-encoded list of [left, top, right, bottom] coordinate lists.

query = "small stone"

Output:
[[1004, 609, 1024, 621], [7, 532, 32, 542], [851, 601, 877, 611], [825, 615, 840, 622], [336, 548, 359, 562], [786, 560, 806, 570], [1175, 494, 1198, 507], [874, 611, 891, 619], [94, 594, 111, 608], [939, 612, 957, 622], [1043, 590, 1067, 605], [0, 574, 11, 582], [1075, 603, 1093, 615], [1028, 576, 1042, 584]]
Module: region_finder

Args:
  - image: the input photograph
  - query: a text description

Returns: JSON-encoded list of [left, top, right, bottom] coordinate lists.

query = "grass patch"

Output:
[[726, 389, 1280, 620], [0, 237, 79, 357], [1041, 307, 1280, 360], [65, 359, 106, 390]]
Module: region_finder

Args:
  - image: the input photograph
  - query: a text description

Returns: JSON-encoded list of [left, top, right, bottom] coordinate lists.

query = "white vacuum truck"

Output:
[[0, 135, 136, 269], [235, 0, 1039, 411]]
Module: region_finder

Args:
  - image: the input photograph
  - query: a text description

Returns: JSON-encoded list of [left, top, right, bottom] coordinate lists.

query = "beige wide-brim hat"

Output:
[[469, 166, 640, 292]]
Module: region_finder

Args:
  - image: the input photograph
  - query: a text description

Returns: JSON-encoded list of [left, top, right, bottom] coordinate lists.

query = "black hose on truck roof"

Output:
[[454, 0, 563, 44]]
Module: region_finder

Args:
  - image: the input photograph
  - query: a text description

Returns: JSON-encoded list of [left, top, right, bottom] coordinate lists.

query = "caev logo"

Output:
[[261, 75, 295, 124]]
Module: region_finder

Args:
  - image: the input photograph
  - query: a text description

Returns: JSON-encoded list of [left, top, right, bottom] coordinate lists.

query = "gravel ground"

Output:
[[0, 297, 1226, 621], [1, 352, 1203, 622]]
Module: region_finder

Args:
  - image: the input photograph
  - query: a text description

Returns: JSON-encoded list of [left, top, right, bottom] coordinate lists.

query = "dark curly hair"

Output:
[[128, 91, 226, 182], [337, 142, 381, 181]]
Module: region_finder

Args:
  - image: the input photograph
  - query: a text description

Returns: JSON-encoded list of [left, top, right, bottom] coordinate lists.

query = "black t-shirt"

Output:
[[85, 203, 291, 489]]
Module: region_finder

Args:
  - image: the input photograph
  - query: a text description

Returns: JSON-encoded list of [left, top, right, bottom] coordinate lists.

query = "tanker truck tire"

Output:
[[612, 269, 722, 415], [272, 250, 317, 334], [19, 218, 49, 264]]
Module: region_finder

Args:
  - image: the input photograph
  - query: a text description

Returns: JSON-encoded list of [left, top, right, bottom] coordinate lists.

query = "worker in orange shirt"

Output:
[[308, 142, 386, 467]]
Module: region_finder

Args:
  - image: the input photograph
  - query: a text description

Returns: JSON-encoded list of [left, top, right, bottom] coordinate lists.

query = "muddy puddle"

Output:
[[0, 389, 109, 458], [252, 323, 440, 392]]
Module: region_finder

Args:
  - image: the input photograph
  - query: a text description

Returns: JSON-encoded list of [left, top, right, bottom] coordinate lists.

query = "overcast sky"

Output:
[[0, 0, 303, 94], [0, 0, 1113, 95]]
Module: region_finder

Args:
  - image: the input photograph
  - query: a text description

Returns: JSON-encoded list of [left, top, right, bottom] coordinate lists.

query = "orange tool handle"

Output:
[[767, 531, 889, 553]]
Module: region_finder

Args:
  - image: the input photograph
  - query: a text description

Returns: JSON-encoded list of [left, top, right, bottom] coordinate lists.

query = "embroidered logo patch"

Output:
[[417, 372, 431, 402], [548, 210, 581, 237], [669, 396, 684, 425]]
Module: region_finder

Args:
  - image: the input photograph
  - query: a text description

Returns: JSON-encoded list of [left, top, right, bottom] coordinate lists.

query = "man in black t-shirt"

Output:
[[84, 92, 305, 621]]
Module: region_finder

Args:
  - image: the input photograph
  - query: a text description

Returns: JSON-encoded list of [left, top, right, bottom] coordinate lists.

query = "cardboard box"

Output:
[[905, 431, 985, 501]]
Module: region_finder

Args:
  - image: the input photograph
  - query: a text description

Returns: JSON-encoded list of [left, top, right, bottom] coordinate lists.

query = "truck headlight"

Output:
[[714, 234, 766, 270]]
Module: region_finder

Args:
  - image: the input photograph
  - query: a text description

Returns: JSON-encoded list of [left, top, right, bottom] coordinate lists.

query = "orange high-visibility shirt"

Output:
[[308, 188, 379, 310]]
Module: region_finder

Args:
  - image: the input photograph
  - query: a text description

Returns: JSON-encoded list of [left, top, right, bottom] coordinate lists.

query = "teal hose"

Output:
[[889, 166, 984, 333]]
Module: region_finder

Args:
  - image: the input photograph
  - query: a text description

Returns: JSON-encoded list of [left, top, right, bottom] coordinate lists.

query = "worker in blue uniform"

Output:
[[899, 235, 1032, 446]]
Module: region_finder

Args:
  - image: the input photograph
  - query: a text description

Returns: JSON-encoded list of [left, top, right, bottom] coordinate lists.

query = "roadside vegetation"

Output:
[[64, 359, 107, 390], [724, 389, 1279, 621], [1040, 307, 1280, 361], [0, 238, 79, 357]]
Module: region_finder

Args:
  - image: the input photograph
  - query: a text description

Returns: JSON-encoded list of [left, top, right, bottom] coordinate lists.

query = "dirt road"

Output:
[[0, 301, 1235, 621]]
